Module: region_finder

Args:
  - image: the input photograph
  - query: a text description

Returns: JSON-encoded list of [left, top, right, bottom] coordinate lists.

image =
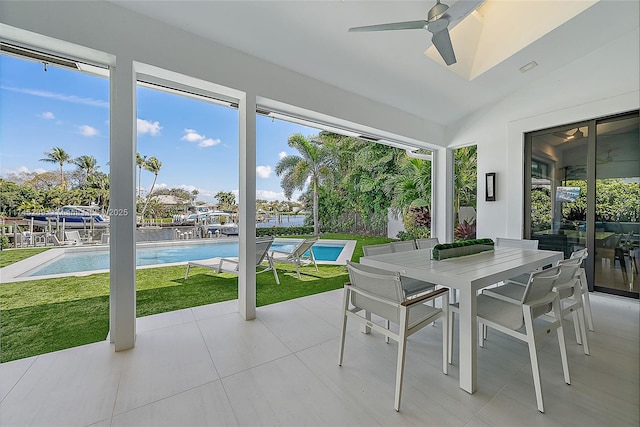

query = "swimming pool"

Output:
[[13, 238, 354, 279]]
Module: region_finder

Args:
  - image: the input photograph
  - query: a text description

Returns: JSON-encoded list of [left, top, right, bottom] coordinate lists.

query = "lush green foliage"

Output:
[[432, 238, 494, 260], [530, 178, 639, 232], [256, 226, 315, 236], [454, 146, 478, 232]]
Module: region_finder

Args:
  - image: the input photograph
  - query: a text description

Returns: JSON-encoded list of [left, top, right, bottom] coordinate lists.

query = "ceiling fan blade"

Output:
[[431, 27, 456, 65], [348, 20, 428, 32]]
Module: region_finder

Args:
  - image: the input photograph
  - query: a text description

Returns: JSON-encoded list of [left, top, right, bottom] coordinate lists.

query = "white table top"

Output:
[[360, 247, 564, 292]]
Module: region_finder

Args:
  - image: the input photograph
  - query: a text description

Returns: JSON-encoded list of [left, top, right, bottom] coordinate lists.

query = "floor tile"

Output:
[[197, 312, 292, 378]]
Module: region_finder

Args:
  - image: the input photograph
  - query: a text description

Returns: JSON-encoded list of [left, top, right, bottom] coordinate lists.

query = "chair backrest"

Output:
[[255, 236, 275, 265], [391, 241, 416, 252], [65, 230, 82, 243], [521, 265, 561, 314], [569, 247, 588, 262], [346, 261, 403, 323], [415, 237, 439, 250], [495, 237, 539, 250], [290, 236, 319, 258], [362, 243, 393, 256], [553, 257, 582, 299]]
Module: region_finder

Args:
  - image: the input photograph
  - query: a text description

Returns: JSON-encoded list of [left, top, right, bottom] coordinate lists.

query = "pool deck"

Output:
[[0, 238, 356, 283]]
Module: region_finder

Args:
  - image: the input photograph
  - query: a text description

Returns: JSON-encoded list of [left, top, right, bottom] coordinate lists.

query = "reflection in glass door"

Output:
[[594, 116, 639, 295], [525, 111, 639, 299]]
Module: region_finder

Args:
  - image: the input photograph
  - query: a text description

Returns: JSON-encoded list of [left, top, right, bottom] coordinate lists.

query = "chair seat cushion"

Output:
[[408, 304, 442, 329], [483, 283, 524, 302], [402, 277, 436, 297], [477, 294, 524, 330]]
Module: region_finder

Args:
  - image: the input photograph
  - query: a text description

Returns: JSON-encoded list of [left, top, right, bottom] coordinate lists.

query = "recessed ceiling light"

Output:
[[519, 61, 538, 73]]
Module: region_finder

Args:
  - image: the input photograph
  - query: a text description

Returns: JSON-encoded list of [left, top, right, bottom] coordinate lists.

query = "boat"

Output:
[[173, 206, 239, 235], [21, 205, 109, 229], [172, 205, 212, 225], [206, 211, 239, 236]]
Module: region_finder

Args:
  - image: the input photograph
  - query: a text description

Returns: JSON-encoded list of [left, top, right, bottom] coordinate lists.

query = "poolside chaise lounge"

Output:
[[184, 236, 280, 284], [270, 236, 319, 279]]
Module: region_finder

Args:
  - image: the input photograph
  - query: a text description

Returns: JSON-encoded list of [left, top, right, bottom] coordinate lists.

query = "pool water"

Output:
[[24, 240, 346, 277]]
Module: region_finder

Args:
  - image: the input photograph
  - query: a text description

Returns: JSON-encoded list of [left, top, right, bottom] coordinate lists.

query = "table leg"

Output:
[[458, 289, 477, 393]]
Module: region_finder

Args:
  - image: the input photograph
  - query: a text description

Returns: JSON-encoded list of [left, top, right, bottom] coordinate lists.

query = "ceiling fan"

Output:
[[553, 128, 585, 141], [348, 0, 474, 66]]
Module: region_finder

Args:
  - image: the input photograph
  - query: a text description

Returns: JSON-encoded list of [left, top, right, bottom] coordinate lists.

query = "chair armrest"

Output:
[[402, 287, 448, 307]]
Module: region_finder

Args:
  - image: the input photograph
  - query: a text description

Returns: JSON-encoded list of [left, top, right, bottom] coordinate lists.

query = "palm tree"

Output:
[[453, 146, 477, 219], [139, 156, 162, 219], [275, 133, 332, 235], [40, 147, 71, 188], [136, 153, 147, 198], [73, 155, 99, 186], [388, 156, 432, 216]]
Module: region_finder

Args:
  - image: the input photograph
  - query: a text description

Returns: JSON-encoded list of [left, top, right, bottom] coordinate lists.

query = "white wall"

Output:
[[446, 28, 640, 242]]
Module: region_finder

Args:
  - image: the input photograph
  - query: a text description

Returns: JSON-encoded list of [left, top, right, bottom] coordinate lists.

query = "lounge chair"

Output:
[[184, 236, 280, 284], [270, 236, 319, 279], [48, 232, 78, 246], [64, 230, 84, 245]]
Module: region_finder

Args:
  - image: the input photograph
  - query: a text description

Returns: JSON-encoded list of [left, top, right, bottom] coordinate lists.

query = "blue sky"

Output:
[[0, 54, 319, 204]]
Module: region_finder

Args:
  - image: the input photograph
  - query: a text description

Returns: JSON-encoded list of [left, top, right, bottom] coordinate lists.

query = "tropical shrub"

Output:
[[454, 219, 477, 240]]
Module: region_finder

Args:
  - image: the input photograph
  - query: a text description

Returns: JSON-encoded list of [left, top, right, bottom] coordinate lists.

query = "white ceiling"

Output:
[[109, 0, 639, 127]]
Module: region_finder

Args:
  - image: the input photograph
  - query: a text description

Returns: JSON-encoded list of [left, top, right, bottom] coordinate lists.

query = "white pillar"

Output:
[[238, 93, 257, 320], [109, 58, 136, 350], [434, 148, 455, 243]]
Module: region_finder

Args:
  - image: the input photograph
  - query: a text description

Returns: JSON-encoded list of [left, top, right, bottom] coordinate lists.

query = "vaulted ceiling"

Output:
[[110, 1, 639, 126]]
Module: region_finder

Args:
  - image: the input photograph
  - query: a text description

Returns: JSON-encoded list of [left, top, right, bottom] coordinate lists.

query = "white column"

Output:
[[434, 148, 455, 243], [238, 93, 257, 320], [109, 58, 136, 350]]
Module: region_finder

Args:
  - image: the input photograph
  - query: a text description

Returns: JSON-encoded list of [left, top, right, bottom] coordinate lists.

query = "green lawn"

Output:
[[0, 233, 393, 362]]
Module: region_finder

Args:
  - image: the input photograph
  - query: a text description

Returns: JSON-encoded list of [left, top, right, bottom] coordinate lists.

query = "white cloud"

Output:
[[181, 129, 204, 143], [79, 125, 99, 137], [255, 189, 287, 201], [278, 151, 287, 159], [181, 128, 221, 148], [1, 86, 108, 108], [40, 111, 55, 119], [2, 166, 47, 176], [137, 118, 162, 136], [200, 138, 221, 147], [256, 165, 272, 179]]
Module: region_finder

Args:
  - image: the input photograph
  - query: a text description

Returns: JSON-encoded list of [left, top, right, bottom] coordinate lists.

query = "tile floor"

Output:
[[1, 290, 638, 426]]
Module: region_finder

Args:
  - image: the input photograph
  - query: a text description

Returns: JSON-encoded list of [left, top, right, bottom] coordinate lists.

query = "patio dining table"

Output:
[[360, 246, 563, 394]]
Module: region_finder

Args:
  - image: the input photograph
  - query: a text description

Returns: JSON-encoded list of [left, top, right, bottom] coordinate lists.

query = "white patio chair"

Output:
[[569, 248, 594, 331], [492, 237, 541, 286], [48, 233, 77, 246], [339, 261, 449, 411], [495, 237, 539, 250], [482, 257, 589, 355], [270, 236, 319, 279], [362, 242, 393, 256], [363, 240, 436, 341], [184, 236, 280, 284], [391, 240, 416, 252], [64, 230, 84, 245], [415, 237, 439, 250], [466, 266, 569, 413]]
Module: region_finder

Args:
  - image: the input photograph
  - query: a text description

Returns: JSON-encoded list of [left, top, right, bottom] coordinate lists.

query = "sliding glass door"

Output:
[[525, 111, 639, 298]]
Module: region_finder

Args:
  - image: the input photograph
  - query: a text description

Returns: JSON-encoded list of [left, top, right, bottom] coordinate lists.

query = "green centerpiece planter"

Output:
[[432, 238, 495, 260]]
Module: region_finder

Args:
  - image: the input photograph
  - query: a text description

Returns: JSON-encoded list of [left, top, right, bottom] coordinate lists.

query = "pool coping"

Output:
[[0, 238, 356, 283]]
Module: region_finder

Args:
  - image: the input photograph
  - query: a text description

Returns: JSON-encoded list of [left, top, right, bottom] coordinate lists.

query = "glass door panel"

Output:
[[528, 126, 588, 258], [594, 116, 640, 295]]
